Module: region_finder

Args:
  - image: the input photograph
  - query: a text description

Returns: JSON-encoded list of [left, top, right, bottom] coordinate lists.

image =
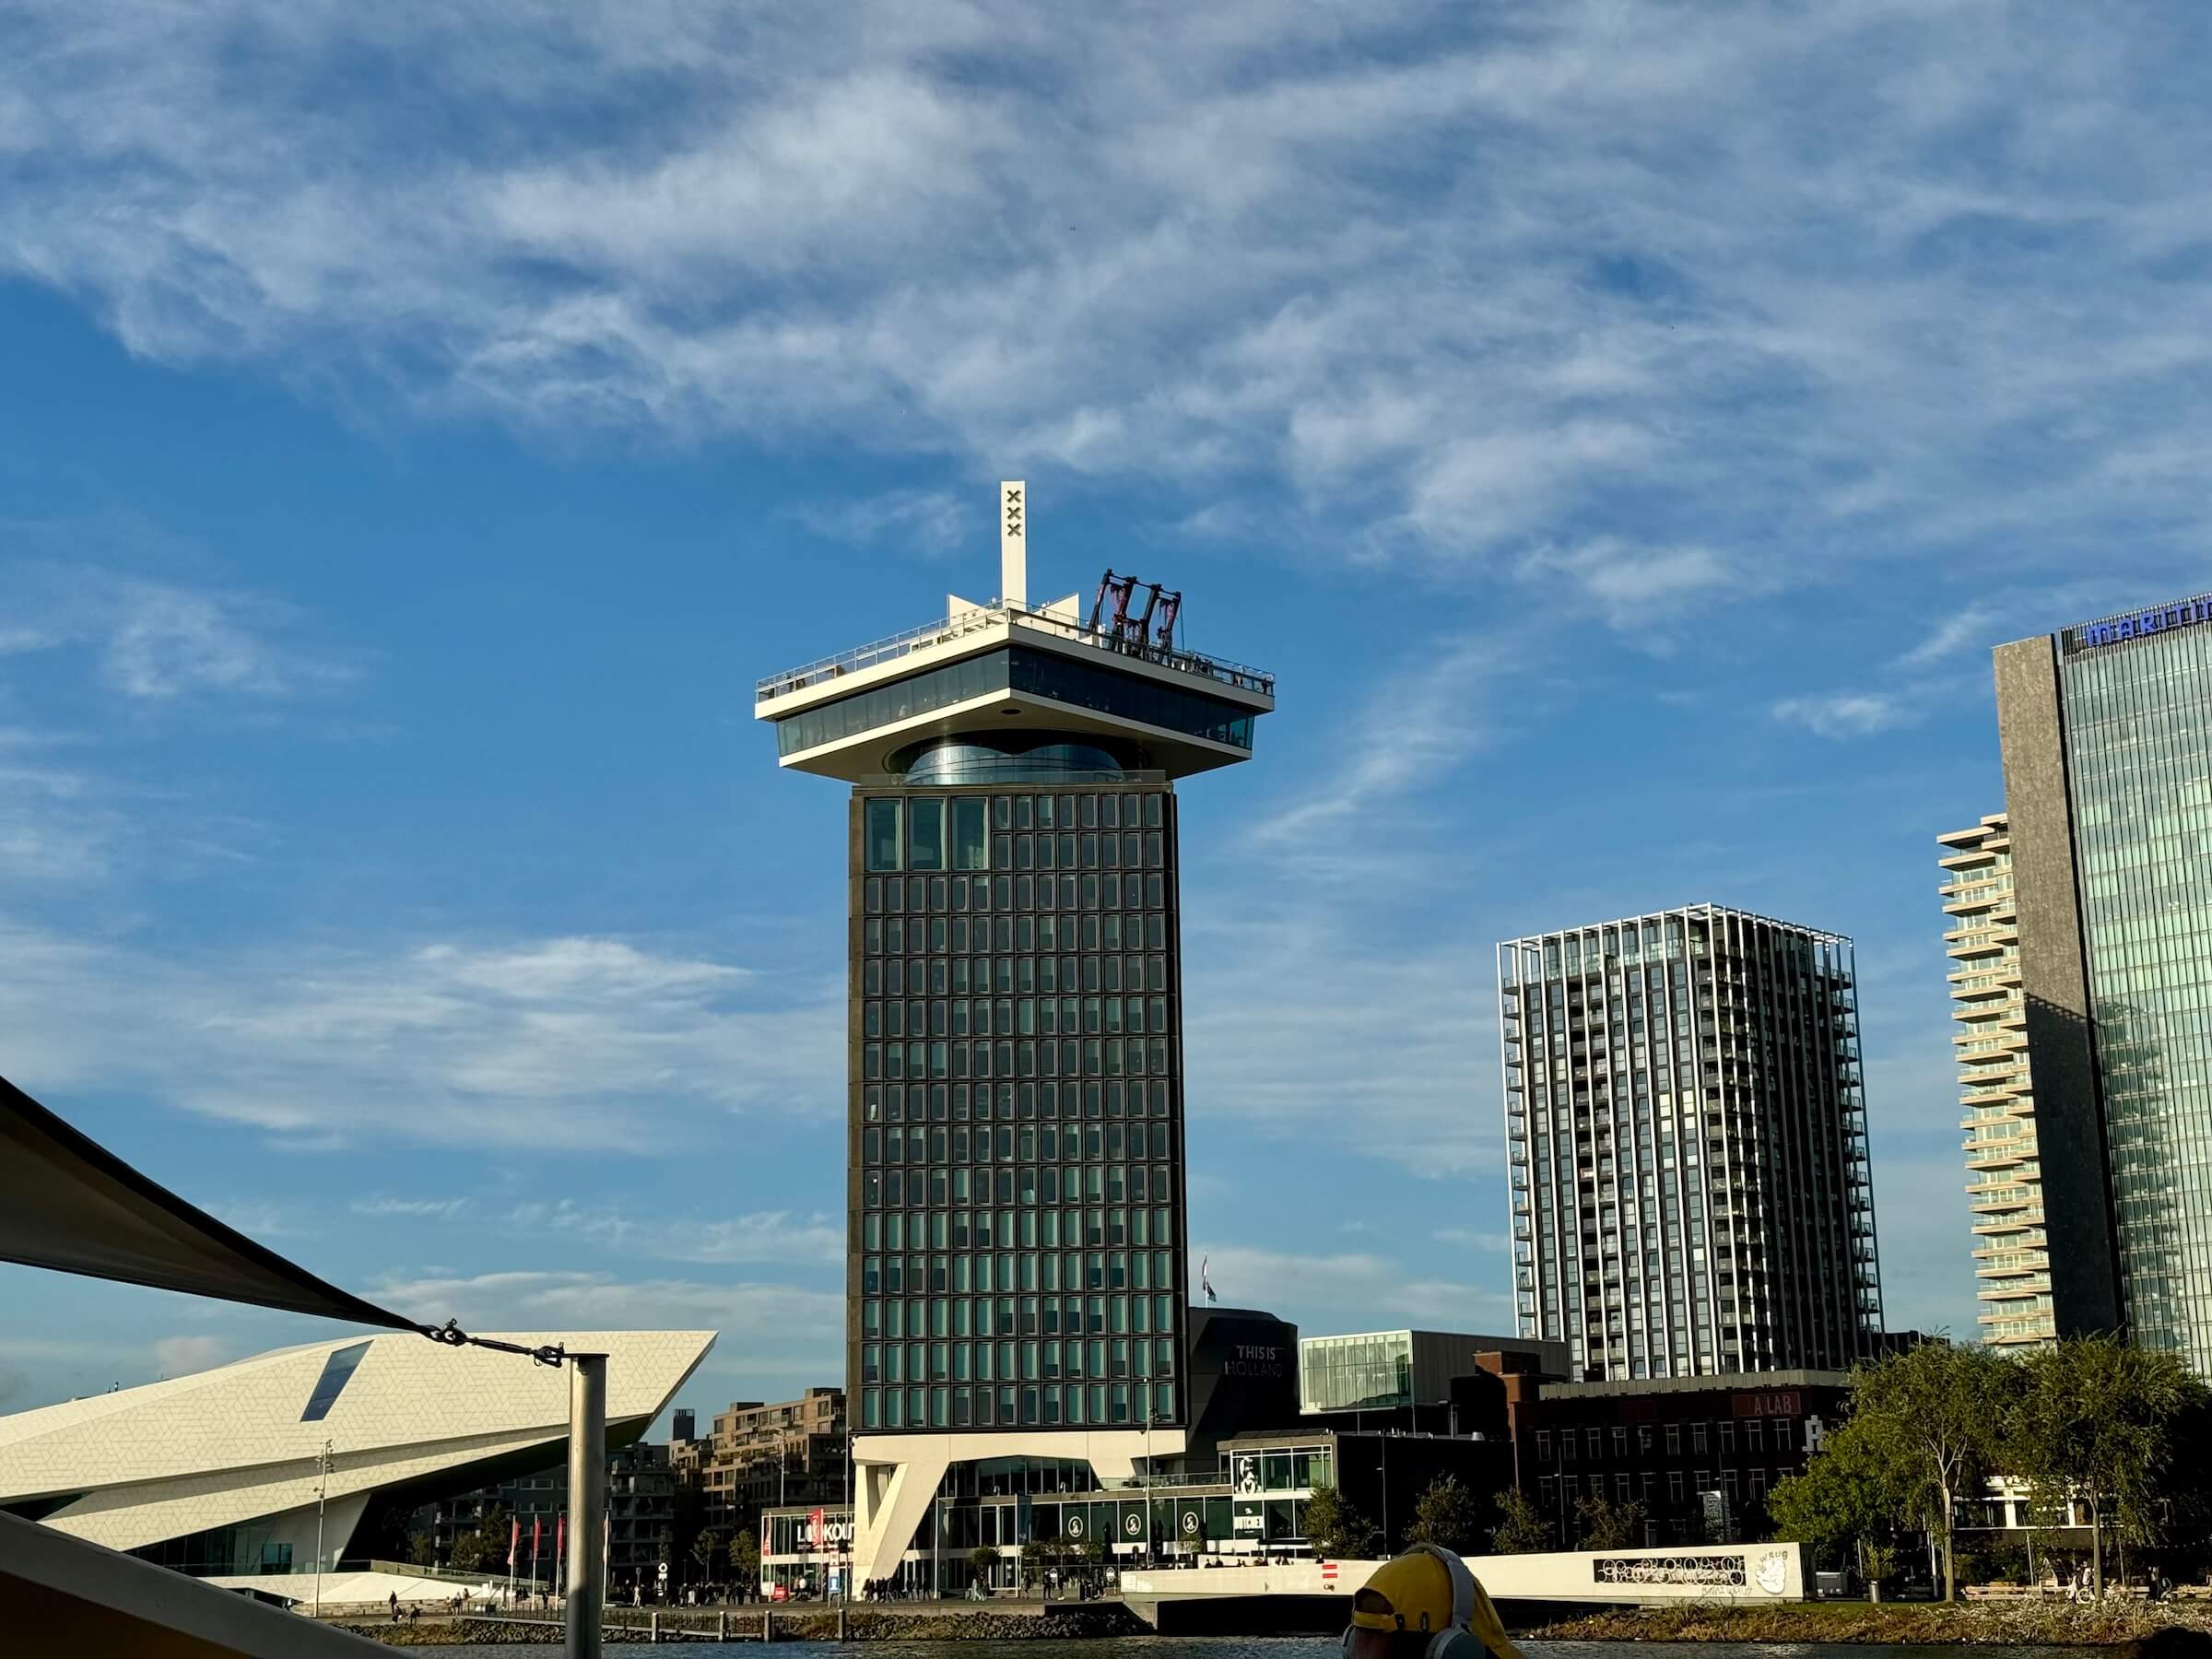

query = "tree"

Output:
[[1018, 1535, 1063, 1594], [1574, 1492, 1648, 1550], [1178, 1505, 1215, 1560], [1767, 1417, 1908, 1591], [1303, 1482, 1382, 1559], [1404, 1475, 1486, 1555], [1488, 1488, 1553, 1555], [449, 1505, 511, 1575], [727, 1530, 760, 1593], [969, 1544, 1000, 1591], [407, 1531, 436, 1568], [1848, 1340, 2018, 1601], [689, 1526, 726, 1579], [2010, 1335, 2205, 1600]]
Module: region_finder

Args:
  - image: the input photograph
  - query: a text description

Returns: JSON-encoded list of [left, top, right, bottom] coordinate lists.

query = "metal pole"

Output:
[[1379, 1439, 1389, 1555], [313, 1440, 332, 1619], [566, 1354, 607, 1659]]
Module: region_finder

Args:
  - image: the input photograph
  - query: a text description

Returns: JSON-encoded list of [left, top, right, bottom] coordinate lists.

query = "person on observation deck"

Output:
[[1341, 1545, 1526, 1659]]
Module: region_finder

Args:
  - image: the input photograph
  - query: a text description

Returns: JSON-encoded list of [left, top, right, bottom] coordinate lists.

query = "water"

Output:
[[419, 1642, 2087, 1659]]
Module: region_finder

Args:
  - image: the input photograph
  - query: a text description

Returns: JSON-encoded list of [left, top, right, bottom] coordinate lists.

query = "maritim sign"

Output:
[[2065, 595, 2212, 655]]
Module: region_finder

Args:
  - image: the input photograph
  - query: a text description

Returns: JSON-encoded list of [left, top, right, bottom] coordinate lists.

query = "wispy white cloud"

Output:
[[1517, 539, 1745, 631], [788, 488, 970, 557], [152, 1335, 231, 1378], [0, 924, 841, 1152], [1254, 633, 1515, 852], [1, 557, 355, 702], [206, 1197, 311, 1239], [1431, 1227, 1510, 1253], [506, 1200, 844, 1267], [351, 1196, 472, 1220], [5, 3, 2210, 581], [1771, 688, 1923, 739], [1183, 909, 1500, 1178], [366, 1269, 841, 1347], [1191, 1242, 1515, 1337]]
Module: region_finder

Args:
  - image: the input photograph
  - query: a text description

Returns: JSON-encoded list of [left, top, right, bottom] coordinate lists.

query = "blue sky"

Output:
[[5, 1, 2211, 1420]]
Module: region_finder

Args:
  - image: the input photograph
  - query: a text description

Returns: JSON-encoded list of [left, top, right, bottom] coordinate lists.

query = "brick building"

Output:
[[690, 1389, 848, 1542], [419, 1440, 676, 1593], [1508, 1370, 1850, 1545]]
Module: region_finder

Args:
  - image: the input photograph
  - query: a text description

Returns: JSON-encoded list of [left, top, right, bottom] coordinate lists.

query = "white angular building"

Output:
[[0, 1329, 712, 1581]]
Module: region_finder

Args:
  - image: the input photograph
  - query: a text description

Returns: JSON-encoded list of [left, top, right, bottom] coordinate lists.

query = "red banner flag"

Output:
[[532, 1516, 542, 1573], [557, 1514, 566, 1569], [508, 1516, 520, 1570], [808, 1506, 825, 1548]]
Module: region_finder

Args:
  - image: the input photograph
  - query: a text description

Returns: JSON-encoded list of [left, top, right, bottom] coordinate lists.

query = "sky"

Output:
[[5, 0, 2211, 1424]]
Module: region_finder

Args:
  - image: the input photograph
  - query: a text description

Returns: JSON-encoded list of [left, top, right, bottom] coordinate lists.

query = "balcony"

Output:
[[757, 594, 1275, 704]]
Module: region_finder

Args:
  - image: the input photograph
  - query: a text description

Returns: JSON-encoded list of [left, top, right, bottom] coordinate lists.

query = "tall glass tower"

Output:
[[1994, 593, 2212, 1370], [1499, 905, 1883, 1382], [754, 485, 1273, 1585]]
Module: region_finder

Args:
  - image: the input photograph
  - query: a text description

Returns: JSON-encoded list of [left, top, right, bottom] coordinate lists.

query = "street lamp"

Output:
[[312, 1439, 334, 1619]]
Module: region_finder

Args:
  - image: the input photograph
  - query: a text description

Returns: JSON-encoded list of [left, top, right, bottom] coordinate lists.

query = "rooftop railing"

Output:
[[756, 597, 1275, 705]]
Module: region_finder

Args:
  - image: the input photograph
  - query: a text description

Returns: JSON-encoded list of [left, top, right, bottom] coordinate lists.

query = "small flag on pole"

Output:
[[508, 1517, 519, 1570], [557, 1513, 565, 1571], [532, 1516, 541, 1579], [1200, 1255, 1217, 1304]]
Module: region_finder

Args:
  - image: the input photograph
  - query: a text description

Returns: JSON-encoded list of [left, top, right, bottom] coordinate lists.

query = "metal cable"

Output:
[[419, 1318, 568, 1368]]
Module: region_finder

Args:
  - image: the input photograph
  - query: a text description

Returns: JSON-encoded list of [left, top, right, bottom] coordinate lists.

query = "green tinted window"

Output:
[[953, 798, 989, 869], [909, 798, 945, 870], [865, 799, 901, 871]]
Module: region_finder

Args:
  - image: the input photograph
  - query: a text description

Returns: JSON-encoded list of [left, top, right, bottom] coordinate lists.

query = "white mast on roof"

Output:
[[1000, 480, 1026, 607]]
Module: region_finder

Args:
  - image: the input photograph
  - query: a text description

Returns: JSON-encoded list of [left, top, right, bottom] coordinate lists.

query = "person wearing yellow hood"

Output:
[[1341, 1544, 1526, 1659]]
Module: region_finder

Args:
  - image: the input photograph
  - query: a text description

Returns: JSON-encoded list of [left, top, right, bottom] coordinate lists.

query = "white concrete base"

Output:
[[850, 1429, 1186, 1587], [205, 1569, 503, 1608], [1122, 1540, 1805, 1606]]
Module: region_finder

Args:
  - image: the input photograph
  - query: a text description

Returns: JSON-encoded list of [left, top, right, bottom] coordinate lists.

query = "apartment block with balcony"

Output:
[[692, 1389, 848, 1540], [1937, 814, 2054, 1347], [1499, 906, 1883, 1382]]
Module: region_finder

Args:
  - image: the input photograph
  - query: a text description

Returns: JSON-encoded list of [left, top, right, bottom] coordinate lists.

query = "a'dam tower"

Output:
[[755, 484, 1274, 1586]]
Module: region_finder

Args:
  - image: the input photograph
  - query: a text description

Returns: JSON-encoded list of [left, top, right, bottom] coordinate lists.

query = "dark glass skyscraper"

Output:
[[754, 489, 1272, 1583], [1994, 593, 2212, 1370]]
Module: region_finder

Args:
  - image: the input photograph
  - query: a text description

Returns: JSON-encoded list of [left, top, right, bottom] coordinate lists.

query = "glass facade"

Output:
[[851, 783, 1186, 1434], [1500, 906, 1881, 1381], [1298, 1332, 1413, 1412], [2057, 623, 2212, 1371], [777, 647, 1257, 759]]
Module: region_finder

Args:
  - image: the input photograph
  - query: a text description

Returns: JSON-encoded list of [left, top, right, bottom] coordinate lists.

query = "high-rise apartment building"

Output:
[[1936, 814, 2056, 1347], [1499, 905, 1882, 1382], [754, 485, 1272, 1586], [1990, 593, 2212, 1367]]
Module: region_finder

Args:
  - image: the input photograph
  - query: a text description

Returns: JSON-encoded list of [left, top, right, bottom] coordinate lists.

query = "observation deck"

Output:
[[756, 590, 1275, 785]]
